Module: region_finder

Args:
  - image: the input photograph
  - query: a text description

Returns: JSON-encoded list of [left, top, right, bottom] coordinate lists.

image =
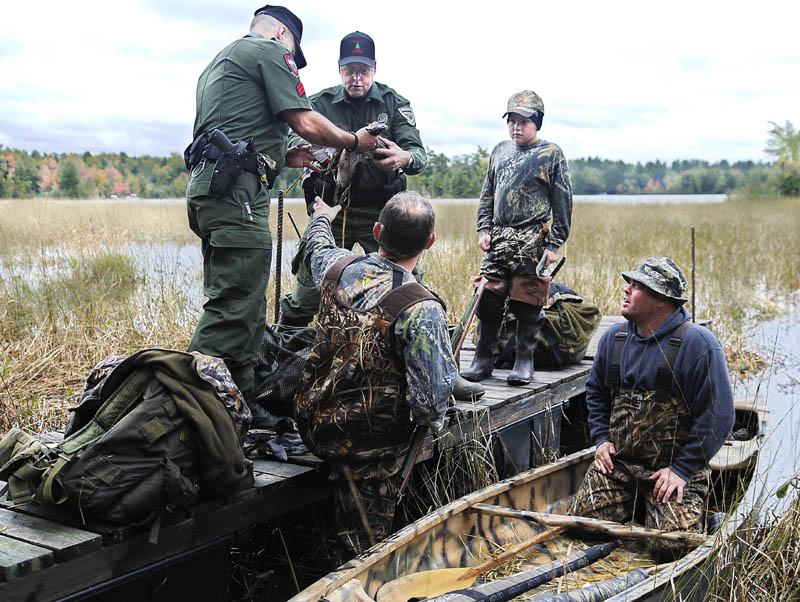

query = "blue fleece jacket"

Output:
[[586, 306, 734, 482]]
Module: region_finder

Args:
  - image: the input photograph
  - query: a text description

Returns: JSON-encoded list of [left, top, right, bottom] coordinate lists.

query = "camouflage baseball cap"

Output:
[[622, 257, 688, 304], [503, 90, 545, 119]]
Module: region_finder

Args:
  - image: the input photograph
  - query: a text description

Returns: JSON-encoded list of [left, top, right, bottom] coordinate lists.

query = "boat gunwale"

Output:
[[290, 448, 596, 601], [295, 396, 770, 602]]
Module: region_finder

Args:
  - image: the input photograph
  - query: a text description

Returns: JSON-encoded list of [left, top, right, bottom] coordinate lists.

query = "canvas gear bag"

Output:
[[496, 283, 602, 369], [0, 349, 253, 532]]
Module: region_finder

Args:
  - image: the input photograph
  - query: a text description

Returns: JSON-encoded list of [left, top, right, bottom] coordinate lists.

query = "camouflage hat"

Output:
[[503, 90, 545, 120], [622, 257, 688, 304]]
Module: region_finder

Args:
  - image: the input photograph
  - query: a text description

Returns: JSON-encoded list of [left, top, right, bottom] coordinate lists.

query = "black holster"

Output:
[[183, 129, 278, 195]]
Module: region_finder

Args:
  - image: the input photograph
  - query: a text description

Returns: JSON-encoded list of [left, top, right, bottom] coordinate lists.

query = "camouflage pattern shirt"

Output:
[[477, 139, 573, 252], [306, 215, 457, 431]]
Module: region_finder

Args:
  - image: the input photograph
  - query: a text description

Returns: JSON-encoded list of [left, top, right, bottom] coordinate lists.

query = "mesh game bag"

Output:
[[251, 325, 317, 418]]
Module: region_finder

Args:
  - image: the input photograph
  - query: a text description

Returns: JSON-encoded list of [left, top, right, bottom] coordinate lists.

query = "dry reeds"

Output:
[[701, 478, 800, 601], [2, 196, 799, 434]]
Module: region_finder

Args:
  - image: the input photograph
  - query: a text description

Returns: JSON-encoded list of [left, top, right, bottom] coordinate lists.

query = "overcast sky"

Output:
[[1, 1, 798, 164]]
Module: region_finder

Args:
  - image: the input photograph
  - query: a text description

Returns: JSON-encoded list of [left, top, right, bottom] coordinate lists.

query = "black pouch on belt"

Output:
[[183, 132, 210, 170], [208, 130, 253, 196]]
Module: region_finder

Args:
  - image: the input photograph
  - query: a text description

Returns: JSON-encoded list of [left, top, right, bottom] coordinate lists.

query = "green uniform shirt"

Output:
[[290, 81, 426, 195], [193, 32, 312, 172]]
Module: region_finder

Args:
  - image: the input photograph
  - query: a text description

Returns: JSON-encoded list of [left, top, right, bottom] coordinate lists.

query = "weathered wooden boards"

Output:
[[0, 458, 324, 600], [0, 316, 654, 599]]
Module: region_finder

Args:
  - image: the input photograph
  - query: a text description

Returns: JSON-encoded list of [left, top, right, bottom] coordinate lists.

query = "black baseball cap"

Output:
[[254, 5, 307, 69], [338, 31, 375, 68]]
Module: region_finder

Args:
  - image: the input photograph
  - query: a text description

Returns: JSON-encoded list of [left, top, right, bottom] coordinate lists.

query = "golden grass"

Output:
[[698, 478, 800, 601], [1, 197, 799, 432]]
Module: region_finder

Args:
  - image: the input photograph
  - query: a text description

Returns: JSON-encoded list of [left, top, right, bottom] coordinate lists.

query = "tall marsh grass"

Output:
[[1, 197, 799, 432]]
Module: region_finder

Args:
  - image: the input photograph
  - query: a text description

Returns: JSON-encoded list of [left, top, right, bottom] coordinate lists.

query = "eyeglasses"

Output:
[[340, 65, 373, 79]]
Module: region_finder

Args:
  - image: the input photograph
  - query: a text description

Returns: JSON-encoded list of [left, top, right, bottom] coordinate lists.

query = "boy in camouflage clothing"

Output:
[[571, 257, 734, 560], [294, 192, 457, 558], [462, 90, 573, 386]]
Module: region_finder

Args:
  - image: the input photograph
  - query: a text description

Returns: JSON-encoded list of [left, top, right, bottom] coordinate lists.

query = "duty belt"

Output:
[[183, 129, 278, 191]]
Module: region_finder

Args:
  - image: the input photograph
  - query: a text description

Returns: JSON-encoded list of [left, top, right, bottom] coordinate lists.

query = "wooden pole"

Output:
[[469, 503, 710, 546], [692, 226, 695, 322], [274, 189, 284, 324]]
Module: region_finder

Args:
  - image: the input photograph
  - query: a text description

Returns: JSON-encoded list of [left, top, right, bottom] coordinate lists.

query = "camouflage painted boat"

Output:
[[290, 397, 768, 602]]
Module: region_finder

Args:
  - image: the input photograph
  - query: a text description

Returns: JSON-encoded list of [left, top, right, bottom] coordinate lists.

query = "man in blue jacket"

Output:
[[572, 257, 734, 559]]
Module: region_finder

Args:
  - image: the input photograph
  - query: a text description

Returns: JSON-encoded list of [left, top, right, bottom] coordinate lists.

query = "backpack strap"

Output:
[[608, 321, 629, 394], [322, 254, 362, 286], [378, 282, 444, 325], [654, 321, 693, 402]]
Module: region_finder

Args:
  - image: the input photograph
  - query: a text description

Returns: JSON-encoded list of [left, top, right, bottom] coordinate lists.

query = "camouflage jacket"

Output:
[[304, 215, 457, 430], [477, 139, 573, 252]]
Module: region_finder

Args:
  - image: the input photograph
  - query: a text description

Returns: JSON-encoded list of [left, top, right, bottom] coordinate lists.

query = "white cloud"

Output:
[[1, 0, 798, 162]]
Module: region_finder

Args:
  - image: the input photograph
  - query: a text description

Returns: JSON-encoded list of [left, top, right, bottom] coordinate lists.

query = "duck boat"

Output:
[[290, 396, 768, 602]]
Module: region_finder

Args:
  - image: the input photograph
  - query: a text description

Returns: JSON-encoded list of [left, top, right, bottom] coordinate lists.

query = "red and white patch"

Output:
[[296, 81, 306, 96], [283, 54, 299, 76]]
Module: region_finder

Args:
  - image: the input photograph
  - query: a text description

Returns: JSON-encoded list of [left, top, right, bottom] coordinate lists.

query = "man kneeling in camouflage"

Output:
[[571, 257, 734, 560], [294, 192, 457, 559]]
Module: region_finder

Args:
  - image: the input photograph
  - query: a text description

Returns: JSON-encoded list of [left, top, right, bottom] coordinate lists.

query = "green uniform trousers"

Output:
[[279, 205, 424, 326], [186, 169, 272, 398]]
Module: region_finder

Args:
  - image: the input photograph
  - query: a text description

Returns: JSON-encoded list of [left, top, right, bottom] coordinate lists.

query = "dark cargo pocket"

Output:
[[204, 228, 272, 300]]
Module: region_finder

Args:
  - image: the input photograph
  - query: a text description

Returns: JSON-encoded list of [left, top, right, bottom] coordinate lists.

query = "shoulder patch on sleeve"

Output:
[[283, 54, 299, 76], [296, 81, 306, 96], [398, 105, 416, 126]]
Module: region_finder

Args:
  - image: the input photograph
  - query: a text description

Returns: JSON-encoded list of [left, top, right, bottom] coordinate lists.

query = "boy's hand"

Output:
[[478, 234, 491, 252], [544, 249, 559, 266]]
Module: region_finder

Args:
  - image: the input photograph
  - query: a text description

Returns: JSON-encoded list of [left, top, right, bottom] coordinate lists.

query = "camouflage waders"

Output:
[[463, 224, 550, 385], [572, 324, 710, 561], [294, 256, 440, 557]]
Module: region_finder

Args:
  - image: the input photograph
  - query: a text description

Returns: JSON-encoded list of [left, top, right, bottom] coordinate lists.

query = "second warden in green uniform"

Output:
[[279, 31, 427, 327]]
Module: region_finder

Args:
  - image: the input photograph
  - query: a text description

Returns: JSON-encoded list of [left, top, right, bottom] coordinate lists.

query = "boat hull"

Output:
[[292, 396, 768, 602]]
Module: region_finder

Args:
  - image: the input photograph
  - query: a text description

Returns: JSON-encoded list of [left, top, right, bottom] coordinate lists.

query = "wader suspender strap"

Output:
[[653, 321, 693, 403], [379, 282, 442, 323], [608, 321, 629, 394], [608, 320, 693, 400]]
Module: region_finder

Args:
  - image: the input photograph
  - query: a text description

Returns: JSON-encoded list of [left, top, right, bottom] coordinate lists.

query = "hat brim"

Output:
[[503, 108, 535, 119], [338, 56, 375, 68], [292, 46, 307, 70], [622, 272, 688, 304]]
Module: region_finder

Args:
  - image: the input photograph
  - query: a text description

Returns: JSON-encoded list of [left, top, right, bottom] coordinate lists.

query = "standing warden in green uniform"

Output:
[[279, 31, 428, 326], [186, 6, 380, 400]]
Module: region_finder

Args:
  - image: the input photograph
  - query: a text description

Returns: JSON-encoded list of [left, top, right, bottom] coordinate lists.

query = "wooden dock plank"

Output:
[[0, 534, 54, 583], [0, 316, 621, 599], [0, 509, 101, 562]]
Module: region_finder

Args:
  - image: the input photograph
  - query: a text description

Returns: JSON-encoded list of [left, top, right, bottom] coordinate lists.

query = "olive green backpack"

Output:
[[0, 349, 253, 535]]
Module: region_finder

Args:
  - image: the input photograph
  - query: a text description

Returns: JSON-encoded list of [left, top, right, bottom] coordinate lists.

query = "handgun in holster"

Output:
[[183, 129, 278, 195]]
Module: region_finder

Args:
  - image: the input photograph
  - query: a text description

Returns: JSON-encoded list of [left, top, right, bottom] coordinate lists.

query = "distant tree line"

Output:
[[2, 121, 798, 199]]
